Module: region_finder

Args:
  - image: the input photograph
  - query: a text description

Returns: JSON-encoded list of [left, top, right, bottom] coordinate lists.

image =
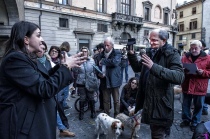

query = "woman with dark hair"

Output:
[[60, 41, 71, 56], [0, 21, 85, 139], [48, 45, 61, 64], [60, 41, 74, 104], [120, 77, 139, 115]]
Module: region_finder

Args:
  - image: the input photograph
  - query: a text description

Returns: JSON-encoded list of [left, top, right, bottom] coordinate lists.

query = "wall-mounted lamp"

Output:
[[83, 7, 86, 10], [115, 37, 121, 40]]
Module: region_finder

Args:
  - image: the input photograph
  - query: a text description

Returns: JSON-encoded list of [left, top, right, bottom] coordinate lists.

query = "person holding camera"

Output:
[[59, 41, 74, 108], [37, 42, 75, 137], [128, 29, 184, 138], [120, 47, 129, 83], [73, 46, 97, 120], [0, 21, 85, 139]]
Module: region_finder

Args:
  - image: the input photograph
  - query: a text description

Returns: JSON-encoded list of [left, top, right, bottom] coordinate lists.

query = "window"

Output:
[[79, 39, 89, 50], [189, 20, 197, 30], [192, 7, 196, 14], [58, 0, 68, 5], [180, 11, 183, 18], [121, 0, 130, 15], [144, 7, 150, 21], [179, 35, 183, 40], [59, 18, 69, 28], [179, 23, 184, 31], [154, 5, 161, 19], [97, 0, 104, 12], [120, 32, 131, 44], [192, 33, 196, 39], [97, 23, 108, 32], [142, 1, 153, 21], [164, 13, 169, 25], [144, 30, 149, 36], [163, 7, 170, 25]]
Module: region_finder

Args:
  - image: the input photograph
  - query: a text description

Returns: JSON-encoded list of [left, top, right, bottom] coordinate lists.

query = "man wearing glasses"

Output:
[[128, 29, 184, 139]]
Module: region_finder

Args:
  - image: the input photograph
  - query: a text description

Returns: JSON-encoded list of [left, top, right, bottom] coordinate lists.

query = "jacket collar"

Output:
[[102, 49, 115, 59], [185, 50, 207, 59]]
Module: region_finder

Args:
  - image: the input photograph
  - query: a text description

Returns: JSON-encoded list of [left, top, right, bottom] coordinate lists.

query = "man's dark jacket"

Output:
[[0, 50, 73, 139], [96, 49, 122, 89], [128, 43, 184, 127]]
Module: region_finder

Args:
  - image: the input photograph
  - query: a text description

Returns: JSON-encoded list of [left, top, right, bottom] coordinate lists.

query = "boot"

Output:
[[59, 130, 75, 137], [79, 101, 84, 120], [90, 100, 96, 118]]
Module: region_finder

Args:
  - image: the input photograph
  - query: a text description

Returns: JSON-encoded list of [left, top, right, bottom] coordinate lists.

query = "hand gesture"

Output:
[[141, 54, 154, 69], [197, 69, 203, 75], [128, 50, 134, 54], [63, 52, 86, 69]]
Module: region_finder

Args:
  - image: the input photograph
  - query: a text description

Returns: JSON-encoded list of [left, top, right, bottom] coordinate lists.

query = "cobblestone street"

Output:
[[57, 66, 210, 139]]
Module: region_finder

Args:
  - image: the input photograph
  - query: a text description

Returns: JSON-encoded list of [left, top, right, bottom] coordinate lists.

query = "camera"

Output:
[[61, 51, 65, 55], [126, 38, 136, 51]]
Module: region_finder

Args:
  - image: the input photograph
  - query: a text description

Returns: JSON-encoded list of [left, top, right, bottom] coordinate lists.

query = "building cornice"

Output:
[[176, 0, 202, 9], [24, 1, 112, 22]]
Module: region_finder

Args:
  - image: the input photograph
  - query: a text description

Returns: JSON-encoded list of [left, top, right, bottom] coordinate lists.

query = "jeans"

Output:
[[121, 66, 128, 83], [182, 93, 205, 126], [203, 103, 208, 111], [62, 86, 69, 107], [56, 86, 69, 107], [57, 112, 67, 130]]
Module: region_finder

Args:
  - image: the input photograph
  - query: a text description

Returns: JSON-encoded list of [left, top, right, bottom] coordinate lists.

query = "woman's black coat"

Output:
[[0, 51, 73, 139]]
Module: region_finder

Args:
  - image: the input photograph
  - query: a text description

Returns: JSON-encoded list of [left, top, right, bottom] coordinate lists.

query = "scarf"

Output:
[[37, 55, 47, 67], [104, 48, 113, 59]]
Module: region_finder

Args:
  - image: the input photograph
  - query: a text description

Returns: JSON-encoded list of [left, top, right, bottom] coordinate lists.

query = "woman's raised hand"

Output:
[[62, 52, 86, 69]]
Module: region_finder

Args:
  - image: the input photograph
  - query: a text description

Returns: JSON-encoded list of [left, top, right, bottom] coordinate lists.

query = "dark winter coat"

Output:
[[0, 50, 73, 139], [96, 49, 122, 89], [181, 51, 210, 96], [128, 43, 184, 127]]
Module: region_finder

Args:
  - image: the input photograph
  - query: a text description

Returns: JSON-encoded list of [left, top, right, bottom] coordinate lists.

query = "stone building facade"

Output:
[[0, 0, 177, 55], [176, 0, 203, 51], [203, 0, 210, 47]]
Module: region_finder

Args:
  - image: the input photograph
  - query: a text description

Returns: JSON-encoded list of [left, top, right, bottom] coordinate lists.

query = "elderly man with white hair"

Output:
[[97, 37, 122, 117], [180, 40, 210, 132]]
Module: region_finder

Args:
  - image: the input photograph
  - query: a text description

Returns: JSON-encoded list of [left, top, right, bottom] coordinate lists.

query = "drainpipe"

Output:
[[201, 0, 204, 41], [170, 0, 172, 26], [170, 0, 175, 47], [39, 0, 42, 29]]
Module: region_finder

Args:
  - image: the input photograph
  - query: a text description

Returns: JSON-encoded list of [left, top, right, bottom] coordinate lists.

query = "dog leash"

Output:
[[128, 109, 143, 119]]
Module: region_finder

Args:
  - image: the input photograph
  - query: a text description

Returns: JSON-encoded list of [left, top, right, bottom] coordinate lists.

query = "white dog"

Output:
[[116, 110, 142, 139], [95, 113, 124, 139]]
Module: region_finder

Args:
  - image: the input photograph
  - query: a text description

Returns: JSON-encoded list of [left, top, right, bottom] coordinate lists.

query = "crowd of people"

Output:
[[1, 21, 210, 139]]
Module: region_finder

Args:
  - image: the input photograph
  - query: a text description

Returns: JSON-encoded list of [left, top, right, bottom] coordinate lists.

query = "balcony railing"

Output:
[[112, 12, 143, 32]]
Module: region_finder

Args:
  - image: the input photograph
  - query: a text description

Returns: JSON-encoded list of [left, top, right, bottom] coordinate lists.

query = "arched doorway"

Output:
[[0, 0, 21, 62], [119, 32, 131, 45]]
